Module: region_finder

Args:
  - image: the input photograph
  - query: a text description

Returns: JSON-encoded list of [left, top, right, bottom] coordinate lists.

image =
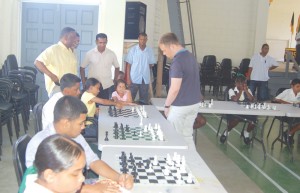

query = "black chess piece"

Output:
[[120, 123, 124, 130], [136, 161, 143, 168], [104, 131, 109, 141], [125, 124, 130, 132], [114, 122, 118, 129]]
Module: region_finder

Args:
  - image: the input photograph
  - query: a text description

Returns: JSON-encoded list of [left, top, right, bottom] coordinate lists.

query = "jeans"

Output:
[[129, 80, 149, 104], [249, 80, 269, 101], [98, 85, 114, 100], [167, 103, 199, 150]]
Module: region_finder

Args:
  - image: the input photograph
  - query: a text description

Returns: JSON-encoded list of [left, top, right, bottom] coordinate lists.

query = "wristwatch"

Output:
[[164, 105, 170, 108]]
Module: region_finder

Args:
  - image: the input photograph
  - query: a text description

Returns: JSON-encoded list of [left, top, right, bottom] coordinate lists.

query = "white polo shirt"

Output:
[[275, 88, 300, 103], [249, 53, 278, 81], [25, 123, 98, 168], [229, 87, 253, 101], [81, 47, 120, 89], [42, 92, 64, 130]]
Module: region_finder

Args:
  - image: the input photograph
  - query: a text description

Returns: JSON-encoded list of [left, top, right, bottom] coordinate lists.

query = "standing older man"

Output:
[[80, 33, 120, 99], [248, 43, 278, 101], [159, 33, 201, 150], [125, 32, 156, 104], [35, 27, 78, 97]]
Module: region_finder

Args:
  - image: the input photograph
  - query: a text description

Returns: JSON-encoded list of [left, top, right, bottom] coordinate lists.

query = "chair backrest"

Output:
[[239, 58, 250, 75], [33, 102, 44, 134], [0, 78, 13, 102], [6, 54, 19, 71], [220, 58, 232, 79], [13, 134, 31, 186]]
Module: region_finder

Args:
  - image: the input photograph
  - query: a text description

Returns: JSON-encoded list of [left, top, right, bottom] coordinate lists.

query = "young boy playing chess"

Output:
[[220, 75, 257, 145], [274, 78, 300, 145]]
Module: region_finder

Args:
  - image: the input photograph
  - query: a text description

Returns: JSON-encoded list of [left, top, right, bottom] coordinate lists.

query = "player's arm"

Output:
[[91, 97, 123, 109], [34, 60, 59, 84], [90, 160, 134, 190], [273, 98, 291, 104], [164, 78, 182, 116]]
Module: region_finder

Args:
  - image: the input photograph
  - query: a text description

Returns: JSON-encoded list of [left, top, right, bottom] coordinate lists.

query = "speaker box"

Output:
[[124, 2, 147, 40]]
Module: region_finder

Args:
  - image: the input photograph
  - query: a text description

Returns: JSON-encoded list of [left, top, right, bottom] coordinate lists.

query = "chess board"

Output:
[[118, 152, 197, 185], [111, 122, 165, 141], [108, 106, 139, 118]]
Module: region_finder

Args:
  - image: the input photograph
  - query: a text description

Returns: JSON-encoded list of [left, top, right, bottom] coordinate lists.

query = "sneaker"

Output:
[[283, 131, 294, 146], [243, 137, 251, 145], [220, 134, 227, 144]]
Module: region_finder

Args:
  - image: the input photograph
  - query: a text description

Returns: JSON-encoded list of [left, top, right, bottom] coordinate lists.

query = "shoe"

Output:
[[283, 131, 294, 146], [243, 137, 251, 145], [220, 134, 227, 144]]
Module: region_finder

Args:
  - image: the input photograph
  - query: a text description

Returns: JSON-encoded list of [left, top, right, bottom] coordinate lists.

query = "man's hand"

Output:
[[164, 107, 170, 117], [118, 174, 134, 190], [49, 74, 59, 85]]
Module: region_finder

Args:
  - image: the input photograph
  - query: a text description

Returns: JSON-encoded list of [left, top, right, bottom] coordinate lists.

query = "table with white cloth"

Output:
[[101, 147, 228, 193], [150, 98, 288, 159], [98, 105, 188, 151]]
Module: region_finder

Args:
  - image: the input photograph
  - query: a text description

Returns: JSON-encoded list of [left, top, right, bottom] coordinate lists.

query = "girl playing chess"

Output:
[[24, 134, 86, 193], [220, 75, 257, 145], [81, 78, 122, 138], [112, 79, 135, 105]]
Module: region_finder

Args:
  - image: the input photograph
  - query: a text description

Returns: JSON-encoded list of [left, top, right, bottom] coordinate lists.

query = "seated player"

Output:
[[274, 78, 300, 145], [24, 134, 86, 193], [112, 79, 135, 105], [220, 75, 257, 145], [25, 96, 133, 193], [81, 78, 123, 138]]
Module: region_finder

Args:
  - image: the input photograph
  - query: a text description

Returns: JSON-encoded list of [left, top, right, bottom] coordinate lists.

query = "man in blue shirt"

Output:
[[159, 32, 202, 150], [125, 33, 156, 104]]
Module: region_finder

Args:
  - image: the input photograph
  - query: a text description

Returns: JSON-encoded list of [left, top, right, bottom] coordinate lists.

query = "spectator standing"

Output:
[[35, 27, 78, 97], [248, 43, 278, 101], [125, 33, 156, 104], [80, 33, 120, 99]]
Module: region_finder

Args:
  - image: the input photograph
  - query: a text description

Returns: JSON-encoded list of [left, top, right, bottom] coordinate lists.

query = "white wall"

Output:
[[266, 0, 300, 61]]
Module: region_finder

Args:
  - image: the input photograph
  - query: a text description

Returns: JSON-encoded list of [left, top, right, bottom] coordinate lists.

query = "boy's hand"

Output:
[[118, 174, 134, 190], [84, 180, 120, 193]]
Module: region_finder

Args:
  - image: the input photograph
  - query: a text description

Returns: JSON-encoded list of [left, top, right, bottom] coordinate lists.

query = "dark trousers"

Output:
[[129, 79, 149, 105], [296, 44, 300, 65], [249, 80, 269, 101], [98, 85, 114, 100]]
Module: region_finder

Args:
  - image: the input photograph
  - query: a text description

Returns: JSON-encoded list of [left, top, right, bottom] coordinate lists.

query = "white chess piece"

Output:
[[163, 166, 170, 175], [187, 173, 193, 184], [131, 107, 134, 112], [245, 105, 249, 109], [153, 155, 158, 166], [139, 131, 142, 137], [139, 117, 143, 126]]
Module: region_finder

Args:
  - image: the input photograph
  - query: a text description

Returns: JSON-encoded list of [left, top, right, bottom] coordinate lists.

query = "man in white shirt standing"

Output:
[[248, 43, 278, 101], [80, 33, 120, 99]]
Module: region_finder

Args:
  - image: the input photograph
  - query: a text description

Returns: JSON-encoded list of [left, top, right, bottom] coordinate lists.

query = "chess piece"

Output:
[[187, 173, 193, 184], [153, 155, 158, 166], [104, 131, 109, 141]]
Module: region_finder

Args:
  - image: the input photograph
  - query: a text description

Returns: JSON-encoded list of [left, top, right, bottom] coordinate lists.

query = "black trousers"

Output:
[[296, 44, 300, 65]]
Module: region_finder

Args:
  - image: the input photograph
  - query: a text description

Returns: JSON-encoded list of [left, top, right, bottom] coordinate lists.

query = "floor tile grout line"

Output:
[[210, 113, 300, 181], [206, 121, 288, 193]]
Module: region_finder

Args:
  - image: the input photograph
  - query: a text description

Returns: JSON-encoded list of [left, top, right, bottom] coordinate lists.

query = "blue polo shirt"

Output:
[[170, 49, 201, 106], [126, 44, 156, 84]]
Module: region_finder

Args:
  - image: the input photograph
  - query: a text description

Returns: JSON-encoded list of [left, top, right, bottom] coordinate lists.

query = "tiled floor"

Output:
[[0, 90, 299, 193]]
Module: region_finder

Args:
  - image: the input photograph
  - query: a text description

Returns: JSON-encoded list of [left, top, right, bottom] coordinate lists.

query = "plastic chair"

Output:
[[12, 134, 31, 186], [216, 58, 233, 97], [200, 55, 219, 95], [32, 102, 44, 134]]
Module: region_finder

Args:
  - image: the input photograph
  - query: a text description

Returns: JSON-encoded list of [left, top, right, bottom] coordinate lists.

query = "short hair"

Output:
[[96, 33, 107, 40], [159, 33, 180, 46], [53, 96, 87, 123], [291, 78, 300, 85], [115, 79, 127, 89], [261, 43, 269, 49], [75, 32, 80, 37], [85, 78, 100, 90], [139, 32, 147, 37], [34, 134, 84, 177], [60, 73, 81, 91], [235, 75, 246, 83], [60, 27, 76, 38]]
